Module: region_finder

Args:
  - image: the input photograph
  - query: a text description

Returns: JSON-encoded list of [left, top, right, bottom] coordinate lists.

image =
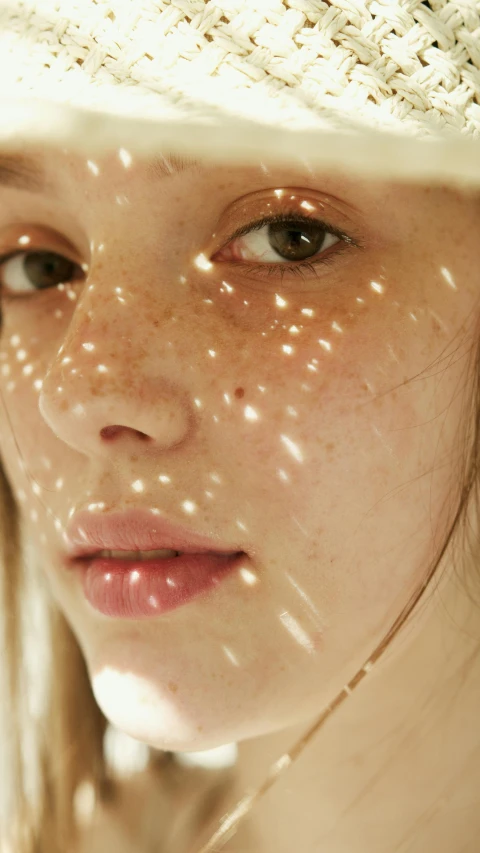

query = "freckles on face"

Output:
[[1, 163, 480, 751], [0, 231, 443, 554], [203, 229, 469, 585], [0, 180, 467, 527]]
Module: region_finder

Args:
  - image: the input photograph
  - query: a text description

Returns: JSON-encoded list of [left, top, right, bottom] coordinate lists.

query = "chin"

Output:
[[90, 665, 276, 752], [83, 625, 316, 751]]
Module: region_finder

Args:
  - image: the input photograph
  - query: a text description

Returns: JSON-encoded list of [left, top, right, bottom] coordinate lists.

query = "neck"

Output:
[[221, 561, 480, 853]]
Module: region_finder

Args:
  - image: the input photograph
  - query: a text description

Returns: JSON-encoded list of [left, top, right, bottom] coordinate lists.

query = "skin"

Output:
[[1, 146, 480, 851]]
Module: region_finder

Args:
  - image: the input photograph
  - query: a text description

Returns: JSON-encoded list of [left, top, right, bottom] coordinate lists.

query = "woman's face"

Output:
[[0, 146, 478, 750]]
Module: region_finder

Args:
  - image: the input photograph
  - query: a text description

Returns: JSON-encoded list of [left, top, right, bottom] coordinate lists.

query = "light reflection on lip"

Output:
[[74, 551, 248, 619]]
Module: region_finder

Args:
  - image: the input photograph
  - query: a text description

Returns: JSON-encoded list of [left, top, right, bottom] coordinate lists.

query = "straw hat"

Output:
[[0, 0, 479, 185]]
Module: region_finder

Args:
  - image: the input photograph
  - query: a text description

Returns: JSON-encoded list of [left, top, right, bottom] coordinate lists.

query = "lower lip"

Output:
[[74, 552, 245, 618]]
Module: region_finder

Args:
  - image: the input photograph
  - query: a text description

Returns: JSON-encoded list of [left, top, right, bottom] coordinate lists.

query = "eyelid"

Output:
[[0, 220, 81, 254]]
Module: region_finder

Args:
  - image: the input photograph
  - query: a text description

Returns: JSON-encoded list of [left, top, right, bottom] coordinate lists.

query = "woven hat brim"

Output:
[[1, 97, 480, 189]]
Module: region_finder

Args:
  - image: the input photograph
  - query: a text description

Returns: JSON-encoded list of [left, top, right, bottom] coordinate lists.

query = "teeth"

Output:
[[97, 549, 180, 559]]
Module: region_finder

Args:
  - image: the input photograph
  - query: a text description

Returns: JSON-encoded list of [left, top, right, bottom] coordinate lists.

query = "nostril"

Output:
[[100, 426, 151, 441]]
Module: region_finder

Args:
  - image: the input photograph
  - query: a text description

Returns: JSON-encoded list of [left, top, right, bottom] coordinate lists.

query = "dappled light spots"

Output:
[[0, 145, 475, 817]]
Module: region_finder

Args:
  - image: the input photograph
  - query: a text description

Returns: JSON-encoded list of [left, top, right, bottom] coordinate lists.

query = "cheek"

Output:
[[214, 275, 464, 582], [213, 282, 399, 469], [0, 296, 75, 494]]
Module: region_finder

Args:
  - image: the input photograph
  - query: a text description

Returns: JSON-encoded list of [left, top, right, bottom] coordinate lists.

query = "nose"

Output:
[[38, 283, 196, 458]]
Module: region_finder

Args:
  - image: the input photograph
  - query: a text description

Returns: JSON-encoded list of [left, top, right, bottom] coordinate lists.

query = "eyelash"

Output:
[[0, 208, 360, 293], [223, 210, 359, 281]]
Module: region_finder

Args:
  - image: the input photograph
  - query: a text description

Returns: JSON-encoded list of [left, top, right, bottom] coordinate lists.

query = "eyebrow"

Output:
[[0, 152, 203, 196]]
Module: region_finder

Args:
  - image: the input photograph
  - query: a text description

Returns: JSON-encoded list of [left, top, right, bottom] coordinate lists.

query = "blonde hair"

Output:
[[0, 460, 113, 852]]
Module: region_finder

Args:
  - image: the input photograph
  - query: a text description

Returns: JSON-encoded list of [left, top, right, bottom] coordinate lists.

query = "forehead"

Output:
[[0, 145, 408, 202], [0, 150, 203, 198], [0, 148, 477, 244]]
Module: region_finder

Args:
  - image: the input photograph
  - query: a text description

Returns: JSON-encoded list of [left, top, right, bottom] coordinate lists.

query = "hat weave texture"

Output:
[[1, 0, 480, 184]]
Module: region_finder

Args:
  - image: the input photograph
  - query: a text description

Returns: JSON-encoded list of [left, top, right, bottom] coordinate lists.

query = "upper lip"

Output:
[[64, 507, 243, 561]]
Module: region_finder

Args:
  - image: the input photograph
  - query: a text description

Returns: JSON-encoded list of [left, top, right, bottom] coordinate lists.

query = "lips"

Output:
[[63, 507, 248, 619], [64, 507, 243, 562]]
